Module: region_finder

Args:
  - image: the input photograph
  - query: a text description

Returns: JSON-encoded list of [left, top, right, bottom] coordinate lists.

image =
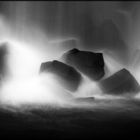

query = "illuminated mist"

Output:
[[0, 2, 140, 110], [0, 18, 74, 107]]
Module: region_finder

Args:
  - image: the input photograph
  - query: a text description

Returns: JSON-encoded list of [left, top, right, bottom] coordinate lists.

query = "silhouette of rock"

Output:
[[40, 60, 82, 92], [62, 48, 105, 81], [99, 68, 140, 96]]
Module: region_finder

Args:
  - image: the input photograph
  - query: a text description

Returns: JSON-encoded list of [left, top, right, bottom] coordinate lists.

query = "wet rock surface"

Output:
[[40, 60, 82, 92], [62, 48, 105, 81], [99, 68, 140, 96]]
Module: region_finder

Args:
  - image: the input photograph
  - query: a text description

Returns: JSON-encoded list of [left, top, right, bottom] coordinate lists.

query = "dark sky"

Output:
[[0, 2, 139, 65]]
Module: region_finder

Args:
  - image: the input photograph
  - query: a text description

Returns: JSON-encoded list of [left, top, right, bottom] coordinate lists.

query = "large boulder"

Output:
[[40, 60, 82, 92], [99, 68, 140, 96], [61, 48, 105, 81]]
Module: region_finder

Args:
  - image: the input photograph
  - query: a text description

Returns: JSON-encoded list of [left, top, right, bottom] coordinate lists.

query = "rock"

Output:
[[99, 68, 140, 96], [62, 48, 105, 81], [40, 60, 82, 92]]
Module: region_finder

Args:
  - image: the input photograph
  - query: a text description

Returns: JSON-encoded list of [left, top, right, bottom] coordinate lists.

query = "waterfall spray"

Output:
[[0, 2, 139, 110]]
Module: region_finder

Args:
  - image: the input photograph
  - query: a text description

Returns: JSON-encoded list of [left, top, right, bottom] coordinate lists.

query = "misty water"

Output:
[[1, 2, 140, 139], [0, 2, 140, 111]]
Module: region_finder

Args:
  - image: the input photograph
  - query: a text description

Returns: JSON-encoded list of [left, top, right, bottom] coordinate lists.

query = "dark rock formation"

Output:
[[62, 48, 105, 81], [99, 68, 140, 96], [40, 60, 82, 92]]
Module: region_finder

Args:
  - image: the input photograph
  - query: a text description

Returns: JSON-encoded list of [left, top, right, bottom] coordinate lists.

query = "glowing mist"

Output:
[[0, 2, 140, 110], [0, 40, 73, 106]]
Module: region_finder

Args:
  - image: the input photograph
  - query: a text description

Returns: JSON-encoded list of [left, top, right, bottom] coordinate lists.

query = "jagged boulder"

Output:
[[99, 68, 140, 96], [61, 48, 105, 81], [40, 60, 82, 92]]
